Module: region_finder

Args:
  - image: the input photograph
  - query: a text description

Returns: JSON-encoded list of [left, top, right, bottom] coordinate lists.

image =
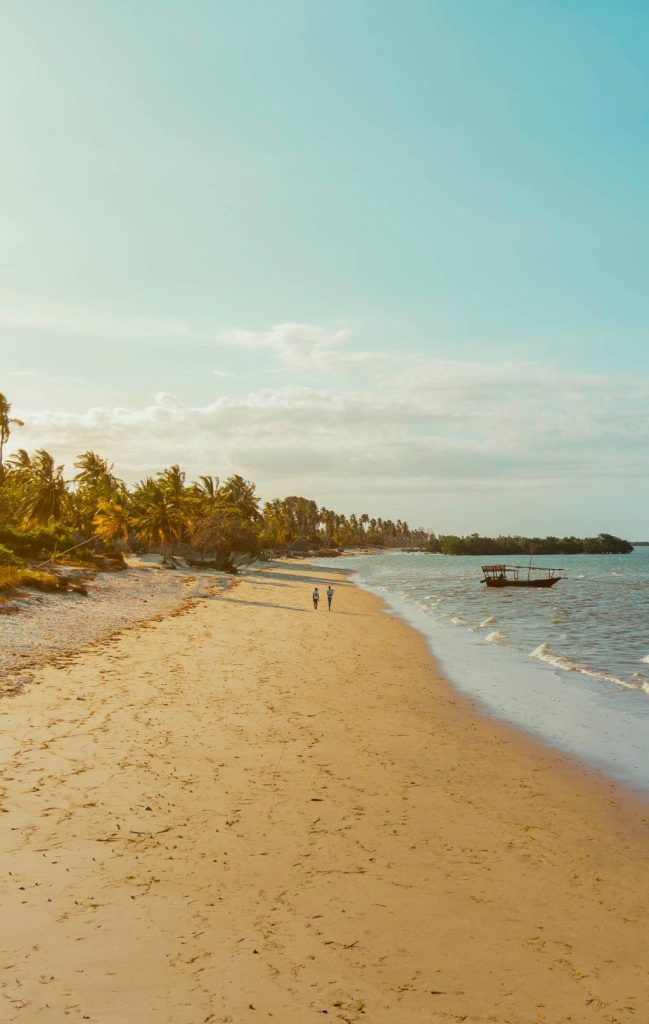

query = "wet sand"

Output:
[[1, 560, 647, 1023]]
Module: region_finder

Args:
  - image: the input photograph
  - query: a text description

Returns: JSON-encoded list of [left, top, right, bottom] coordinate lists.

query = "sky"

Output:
[[2, 0, 648, 535]]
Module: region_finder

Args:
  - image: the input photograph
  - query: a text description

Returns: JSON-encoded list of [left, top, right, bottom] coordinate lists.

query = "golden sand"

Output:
[[1, 560, 647, 1023]]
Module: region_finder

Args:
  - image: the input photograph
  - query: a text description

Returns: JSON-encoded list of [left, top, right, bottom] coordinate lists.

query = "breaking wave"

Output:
[[530, 643, 647, 693], [486, 631, 505, 644]]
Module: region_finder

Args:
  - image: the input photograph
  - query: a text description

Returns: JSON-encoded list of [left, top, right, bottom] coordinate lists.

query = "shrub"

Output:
[[0, 524, 77, 559], [0, 543, 24, 567], [0, 566, 87, 595]]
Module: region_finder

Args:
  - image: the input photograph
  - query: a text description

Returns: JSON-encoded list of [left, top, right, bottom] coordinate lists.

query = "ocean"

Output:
[[315, 548, 649, 793]]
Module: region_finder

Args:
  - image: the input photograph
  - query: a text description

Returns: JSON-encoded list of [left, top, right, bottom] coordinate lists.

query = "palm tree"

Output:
[[158, 464, 186, 507], [93, 494, 131, 550], [73, 450, 123, 533], [192, 474, 221, 505], [217, 474, 260, 522], [0, 393, 24, 481], [196, 474, 219, 497], [130, 481, 184, 561], [74, 450, 120, 491], [6, 448, 32, 474], [360, 513, 369, 542], [19, 449, 67, 525]]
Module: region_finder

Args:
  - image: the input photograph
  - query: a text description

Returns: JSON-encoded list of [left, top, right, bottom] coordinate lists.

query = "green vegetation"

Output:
[[0, 524, 77, 559], [0, 566, 87, 596], [0, 393, 24, 483], [0, 543, 23, 567], [0, 391, 634, 572], [424, 533, 634, 556]]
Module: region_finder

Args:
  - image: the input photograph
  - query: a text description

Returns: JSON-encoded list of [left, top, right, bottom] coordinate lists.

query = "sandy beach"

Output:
[[1, 559, 647, 1024], [0, 560, 226, 696]]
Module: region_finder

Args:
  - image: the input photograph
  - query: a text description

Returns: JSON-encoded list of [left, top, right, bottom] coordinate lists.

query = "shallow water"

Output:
[[315, 549, 649, 792]]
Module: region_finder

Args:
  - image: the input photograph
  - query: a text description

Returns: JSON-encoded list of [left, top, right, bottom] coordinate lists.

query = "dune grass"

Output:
[[0, 566, 87, 596]]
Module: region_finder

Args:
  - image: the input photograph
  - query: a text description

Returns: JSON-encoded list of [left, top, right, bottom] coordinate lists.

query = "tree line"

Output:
[[0, 392, 424, 570], [424, 532, 634, 555]]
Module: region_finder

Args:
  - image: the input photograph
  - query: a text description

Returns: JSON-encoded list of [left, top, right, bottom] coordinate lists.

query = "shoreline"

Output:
[[330, 560, 649, 816], [321, 552, 649, 797], [1, 560, 647, 1022]]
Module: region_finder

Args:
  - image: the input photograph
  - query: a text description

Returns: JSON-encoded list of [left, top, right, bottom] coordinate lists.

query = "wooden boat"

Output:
[[481, 563, 562, 588]]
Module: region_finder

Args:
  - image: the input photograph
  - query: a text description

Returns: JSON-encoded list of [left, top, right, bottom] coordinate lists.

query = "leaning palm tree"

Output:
[[6, 448, 32, 474], [0, 393, 24, 481], [74, 450, 121, 492]]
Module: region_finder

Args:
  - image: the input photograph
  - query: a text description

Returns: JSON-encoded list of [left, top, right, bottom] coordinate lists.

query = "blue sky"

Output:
[[2, 1, 648, 534]]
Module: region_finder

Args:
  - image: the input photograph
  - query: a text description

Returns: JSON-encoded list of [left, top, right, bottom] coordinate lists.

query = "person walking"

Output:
[[326, 585, 334, 611], [312, 586, 319, 609]]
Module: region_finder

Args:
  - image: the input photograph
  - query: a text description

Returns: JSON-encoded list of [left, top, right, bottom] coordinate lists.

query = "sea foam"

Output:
[[486, 631, 505, 644], [530, 643, 645, 692]]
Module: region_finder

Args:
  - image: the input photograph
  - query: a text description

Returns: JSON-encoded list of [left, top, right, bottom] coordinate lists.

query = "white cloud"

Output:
[[220, 321, 384, 372], [10, 357, 649, 512], [5, 314, 647, 531], [222, 322, 349, 353]]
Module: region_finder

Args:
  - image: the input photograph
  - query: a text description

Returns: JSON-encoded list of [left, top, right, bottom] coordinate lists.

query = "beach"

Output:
[[1, 560, 647, 1024], [0, 559, 225, 696]]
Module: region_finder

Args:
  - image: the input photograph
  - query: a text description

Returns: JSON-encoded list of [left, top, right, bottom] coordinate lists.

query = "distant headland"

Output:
[[423, 533, 634, 556]]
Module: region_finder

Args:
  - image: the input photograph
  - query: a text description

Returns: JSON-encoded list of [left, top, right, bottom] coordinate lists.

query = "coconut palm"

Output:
[[193, 474, 221, 502], [74, 451, 121, 492], [72, 450, 123, 532], [130, 481, 184, 560], [93, 494, 131, 550], [158, 464, 186, 507], [0, 393, 24, 480], [19, 449, 67, 526], [217, 474, 260, 522], [6, 448, 32, 474]]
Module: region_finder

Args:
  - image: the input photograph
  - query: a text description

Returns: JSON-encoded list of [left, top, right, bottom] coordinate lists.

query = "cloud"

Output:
[[222, 322, 349, 353], [0, 303, 381, 373], [220, 322, 384, 372], [10, 358, 649, 512]]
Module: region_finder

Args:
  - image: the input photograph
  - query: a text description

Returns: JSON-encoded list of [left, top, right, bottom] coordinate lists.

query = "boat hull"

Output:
[[483, 578, 561, 588]]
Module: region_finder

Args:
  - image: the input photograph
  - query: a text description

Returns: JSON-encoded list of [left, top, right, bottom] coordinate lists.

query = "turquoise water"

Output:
[[315, 549, 649, 791]]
